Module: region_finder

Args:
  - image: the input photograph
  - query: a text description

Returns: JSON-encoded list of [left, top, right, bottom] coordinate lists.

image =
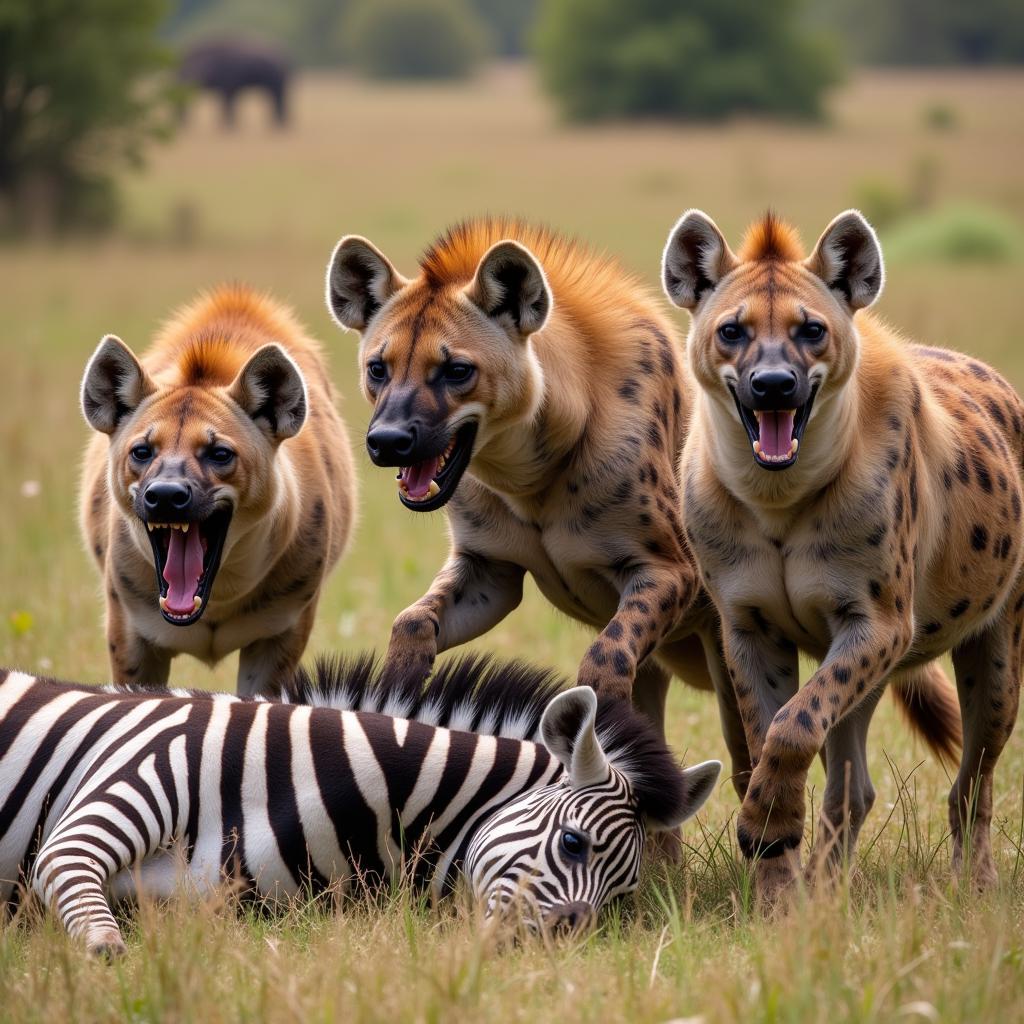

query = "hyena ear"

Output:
[[80, 334, 155, 434], [540, 687, 610, 790], [647, 760, 721, 832], [662, 209, 738, 310], [228, 344, 308, 441], [326, 236, 407, 332], [805, 210, 885, 310], [466, 240, 552, 338]]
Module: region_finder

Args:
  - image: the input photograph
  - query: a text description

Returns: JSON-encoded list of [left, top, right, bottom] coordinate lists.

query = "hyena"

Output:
[[663, 208, 1019, 901], [80, 286, 355, 696], [324, 217, 957, 808], [325, 218, 750, 790]]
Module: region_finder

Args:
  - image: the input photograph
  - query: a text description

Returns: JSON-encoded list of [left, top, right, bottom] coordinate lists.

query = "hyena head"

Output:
[[81, 336, 307, 625], [465, 687, 720, 934], [325, 223, 550, 512], [662, 209, 884, 473]]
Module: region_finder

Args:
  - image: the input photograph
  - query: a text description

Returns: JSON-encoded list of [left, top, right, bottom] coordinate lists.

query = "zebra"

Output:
[[0, 655, 720, 956]]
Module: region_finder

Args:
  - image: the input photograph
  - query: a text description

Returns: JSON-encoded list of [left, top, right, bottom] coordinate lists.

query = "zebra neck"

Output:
[[315, 709, 560, 891]]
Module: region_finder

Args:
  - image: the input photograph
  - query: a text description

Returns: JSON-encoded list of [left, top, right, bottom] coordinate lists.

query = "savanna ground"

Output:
[[2, 65, 1024, 1022]]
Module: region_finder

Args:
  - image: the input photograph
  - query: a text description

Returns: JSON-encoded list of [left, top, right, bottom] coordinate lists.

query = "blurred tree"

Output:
[[816, 0, 1024, 65], [344, 0, 489, 80], [0, 0, 176, 234], [471, 0, 538, 57], [536, 0, 841, 121]]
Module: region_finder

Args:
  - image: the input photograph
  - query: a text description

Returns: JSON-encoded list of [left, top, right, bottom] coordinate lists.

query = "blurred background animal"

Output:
[[178, 39, 291, 129]]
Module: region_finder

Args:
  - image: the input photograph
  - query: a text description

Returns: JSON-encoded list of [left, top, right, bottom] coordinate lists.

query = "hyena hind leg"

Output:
[[949, 601, 1023, 890]]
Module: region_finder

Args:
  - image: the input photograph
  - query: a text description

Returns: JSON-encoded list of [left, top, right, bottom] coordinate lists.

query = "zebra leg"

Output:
[[31, 845, 126, 956], [31, 799, 152, 956]]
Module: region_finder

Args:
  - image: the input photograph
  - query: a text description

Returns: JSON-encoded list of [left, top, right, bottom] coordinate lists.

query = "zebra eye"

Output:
[[560, 829, 587, 861]]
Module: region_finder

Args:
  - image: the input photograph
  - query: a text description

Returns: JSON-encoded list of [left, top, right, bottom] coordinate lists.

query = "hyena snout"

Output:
[[746, 366, 806, 409], [365, 422, 418, 466], [142, 479, 193, 520]]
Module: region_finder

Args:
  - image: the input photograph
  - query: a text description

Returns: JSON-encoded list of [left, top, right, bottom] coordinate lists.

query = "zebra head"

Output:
[[464, 686, 721, 934]]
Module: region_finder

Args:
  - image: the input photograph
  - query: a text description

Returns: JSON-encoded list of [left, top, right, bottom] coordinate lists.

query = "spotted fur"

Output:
[[664, 209, 1022, 901], [80, 285, 355, 696], [325, 217, 753, 807]]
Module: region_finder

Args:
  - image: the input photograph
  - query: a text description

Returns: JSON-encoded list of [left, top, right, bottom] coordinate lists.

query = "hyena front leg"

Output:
[[737, 612, 911, 906], [949, 596, 1023, 889], [106, 588, 171, 686], [382, 553, 526, 686], [238, 601, 317, 697], [577, 562, 699, 700], [810, 686, 883, 878]]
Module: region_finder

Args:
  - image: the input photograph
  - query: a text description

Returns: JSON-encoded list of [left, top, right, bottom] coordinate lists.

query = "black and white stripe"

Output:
[[0, 657, 719, 954]]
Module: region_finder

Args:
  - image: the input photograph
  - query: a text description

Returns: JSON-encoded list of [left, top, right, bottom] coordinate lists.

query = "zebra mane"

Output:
[[284, 652, 564, 741], [285, 652, 694, 827]]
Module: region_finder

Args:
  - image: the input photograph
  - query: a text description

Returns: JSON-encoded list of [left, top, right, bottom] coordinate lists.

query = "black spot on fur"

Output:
[[949, 598, 971, 619], [971, 525, 989, 551]]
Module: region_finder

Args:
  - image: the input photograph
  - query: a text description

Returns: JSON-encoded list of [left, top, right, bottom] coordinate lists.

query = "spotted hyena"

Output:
[[663, 208, 1020, 901], [80, 286, 355, 696], [324, 217, 957, 809]]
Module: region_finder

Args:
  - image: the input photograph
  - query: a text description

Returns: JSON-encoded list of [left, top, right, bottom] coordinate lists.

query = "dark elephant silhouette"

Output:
[[179, 39, 292, 129]]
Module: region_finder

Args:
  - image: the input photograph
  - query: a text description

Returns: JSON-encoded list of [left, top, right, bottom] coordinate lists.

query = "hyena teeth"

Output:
[[427, 480, 440, 498], [192, 596, 202, 612], [159, 595, 168, 612], [180, 523, 189, 533], [790, 439, 799, 455], [753, 441, 763, 455], [147, 523, 155, 533]]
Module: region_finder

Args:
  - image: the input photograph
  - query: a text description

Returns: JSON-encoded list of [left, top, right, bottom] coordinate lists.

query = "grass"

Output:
[[1, 64, 1024, 1021]]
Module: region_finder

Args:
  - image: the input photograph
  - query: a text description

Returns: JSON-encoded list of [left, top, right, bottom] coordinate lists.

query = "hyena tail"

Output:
[[890, 661, 963, 767]]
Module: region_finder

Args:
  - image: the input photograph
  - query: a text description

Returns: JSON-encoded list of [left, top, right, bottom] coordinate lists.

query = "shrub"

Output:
[[344, 0, 489, 80], [884, 204, 1024, 264], [0, 0, 176, 235], [535, 0, 841, 122]]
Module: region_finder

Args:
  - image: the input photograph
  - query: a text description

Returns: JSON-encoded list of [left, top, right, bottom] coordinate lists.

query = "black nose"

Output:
[[750, 367, 798, 405], [366, 424, 416, 465], [143, 480, 192, 519], [544, 901, 594, 936]]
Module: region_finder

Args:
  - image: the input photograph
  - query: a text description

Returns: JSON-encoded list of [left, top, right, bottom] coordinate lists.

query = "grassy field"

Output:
[[2, 65, 1024, 1021]]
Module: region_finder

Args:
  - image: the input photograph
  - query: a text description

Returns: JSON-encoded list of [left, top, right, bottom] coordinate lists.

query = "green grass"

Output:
[[2, 65, 1024, 1021]]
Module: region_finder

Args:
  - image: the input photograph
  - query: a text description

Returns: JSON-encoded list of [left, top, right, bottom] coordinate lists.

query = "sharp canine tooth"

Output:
[[159, 595, 168, 611], [193, 596, 202, 611], [181, 523, 189, 533], [427, 480, 440, 498], [147, 523, 155, 532], [790, 439, 799, 454], [753, 441, 762, 454]]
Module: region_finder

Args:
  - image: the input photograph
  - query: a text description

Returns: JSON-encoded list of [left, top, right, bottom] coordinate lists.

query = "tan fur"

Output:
[[326, 218, 752, 797], [81, 285, 355, 695], [666, 210, 1023, 900]]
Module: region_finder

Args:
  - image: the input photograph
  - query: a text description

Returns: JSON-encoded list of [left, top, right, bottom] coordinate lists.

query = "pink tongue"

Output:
[[400, 457, 440, 499], [162, 527, 204, 614], [758, 410, 796, 458]]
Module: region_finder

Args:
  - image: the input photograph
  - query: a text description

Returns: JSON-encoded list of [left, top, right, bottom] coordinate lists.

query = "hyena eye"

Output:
[[206, 446, 235, 466], [717, 322, 746, 344], [130, 444, 153, 463], [795, 320, 827, 343], [443, 362, 476, 385], [367, 360, 387, 382]]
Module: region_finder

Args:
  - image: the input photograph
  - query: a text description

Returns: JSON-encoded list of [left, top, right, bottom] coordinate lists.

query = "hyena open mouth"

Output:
[[145, 509, 232, 625], [396, 422, 478, 512], [730, 385, 818, 471]]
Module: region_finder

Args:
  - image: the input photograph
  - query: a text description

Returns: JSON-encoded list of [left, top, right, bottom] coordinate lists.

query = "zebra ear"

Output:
[[648, 760, 721, 832], [540, 687, 610, 789]]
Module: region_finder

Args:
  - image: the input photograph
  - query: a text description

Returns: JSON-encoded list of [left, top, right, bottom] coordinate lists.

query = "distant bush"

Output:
[[535, 0, 841, 122], [884, 204, 1024, 264], [0, 0, 176, 235], [344, 0, 489, 80], [923, 102, 958, 132]]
